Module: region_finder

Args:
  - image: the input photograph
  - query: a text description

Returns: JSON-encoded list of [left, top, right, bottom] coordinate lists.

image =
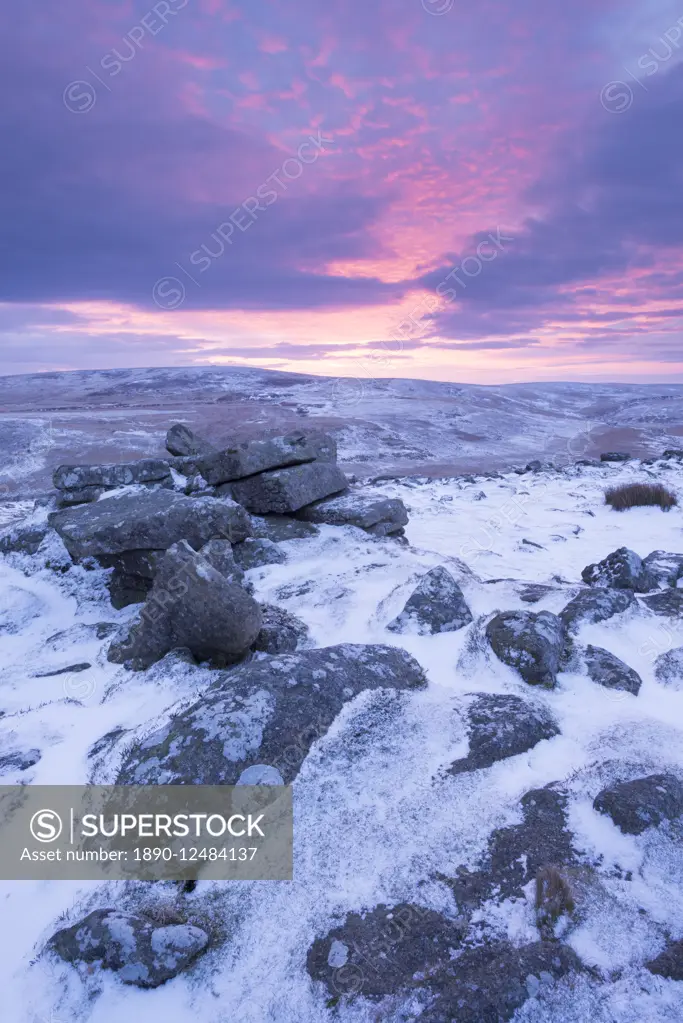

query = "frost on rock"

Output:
[[0, 522, 50, 556], [173, 430, 336, 484], [581, 547, 654, 593], [646, 938, 683, 981], [640, 589, 683, 617], [486, 610, 570, 687], [559, 587, 635, 633], [48, 909, 208, 988], [118, 644, 426, 785], [449, 693, 560, 774], [252, 603, 309, 654], [307, 904, 583, 1021], [4, 436, 683, 1020], [654, 647, 683, 689], [438, 786, 578, 911], [642, 550, 683, 588], [307, 903, 468, 1000], [107, 540, 262, 669], [593, 773, 683, 835], [297, 492, 409, 536], [583, 645, 642, 696], [387, 566, 473, 635], [419, 941, 584, 1023], [231, 461, 348, 514], [49, 489, 252, 561]]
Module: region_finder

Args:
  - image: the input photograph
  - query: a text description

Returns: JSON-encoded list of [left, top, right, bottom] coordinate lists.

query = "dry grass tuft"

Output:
[[535, 865, 575, 939], [605, 482, 677, 512], [142, 902, 187, 927]]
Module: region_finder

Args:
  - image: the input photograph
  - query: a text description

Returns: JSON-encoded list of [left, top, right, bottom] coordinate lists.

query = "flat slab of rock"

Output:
[[175, 430, 336, 485], [57, 485, 104, 507], [640, 590, 683, 617], [647, 939, 683, 981], [594, 773, 683, 834], [231, 462, 348, 515], [252, 604, 309, 654], [518, 583, 556, 604], [233, 538, 286, 571], [439, 786, 578, 910], [600, 452, 630, 462], [50, 490, 252, 560], [117, 644, 426, 784], [559, 587, 635, 633], [422, 941, 583, 1023], [251, 515, 319, 541], [584, 645, 642, 695], [643, 550, 683, 588], [581, 547, 654, 592], [53, 459, 171, 491], [307, 903, 467, 1000], [35, 662, 91, 678], [449, 694, 559, 775], [486, 610, 570, 688], [654, 647, 683, 688], [48, 909, 208, 988], [108, 540, 262, 669], [0, 524, 50, 556], [387, 567, 473, 635], [165, 423, 213, 457], [297, 492, 408, 536]]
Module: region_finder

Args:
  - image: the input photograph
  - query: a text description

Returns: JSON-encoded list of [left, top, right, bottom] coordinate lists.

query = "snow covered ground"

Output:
[[2, 367, 683, 495], [1, 457, 683, 1021]]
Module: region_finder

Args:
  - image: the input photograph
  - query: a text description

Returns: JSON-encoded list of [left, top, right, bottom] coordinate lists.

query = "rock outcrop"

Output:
[[640, 590, 683, 617], [642, 550, 683, 588], [174, 430, 336, 485], [252, 604, 309, 654], [559, 587, 635, 633], [48, 909, 208, 988], [108, 540, 262, 669], [233, 538, 286, 571], [297, 492, 408, 537], [486, 610, 570, 688], [165, 423, 213, 457], [654, 647, 683, 688], [387, 567, 473, 634], [581, 547, 654, 592], [231, 462, 348, 514], [117, 644, 426, 784], [53, 459, 172, 505], [449, 694, 559, 775], [583, 645, 642, 696], [50, 490, 252, 561], [594, 773, 683, 834]]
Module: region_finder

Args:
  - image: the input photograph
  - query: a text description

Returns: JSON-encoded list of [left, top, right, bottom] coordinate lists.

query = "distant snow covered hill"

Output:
[[0, 451, 682, 1021], [1, 367, 683, 496]]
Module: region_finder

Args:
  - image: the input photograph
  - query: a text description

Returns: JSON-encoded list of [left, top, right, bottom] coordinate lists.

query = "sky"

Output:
[[1, 0, 683, 383]]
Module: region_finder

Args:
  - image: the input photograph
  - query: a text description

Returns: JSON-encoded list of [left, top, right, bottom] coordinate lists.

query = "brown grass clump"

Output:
[[605, 482, 678, 512], [535, 865, 575, 939]]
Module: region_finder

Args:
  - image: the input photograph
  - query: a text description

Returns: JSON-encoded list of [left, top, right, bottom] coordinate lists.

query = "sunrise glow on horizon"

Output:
[[2, 0, 683, 382]]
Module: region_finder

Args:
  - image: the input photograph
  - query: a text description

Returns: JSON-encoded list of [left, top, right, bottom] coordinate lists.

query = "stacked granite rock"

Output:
[[52, 424, 408, 535], [53, 458, 174, 506], [46, 424, 410, 668]]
